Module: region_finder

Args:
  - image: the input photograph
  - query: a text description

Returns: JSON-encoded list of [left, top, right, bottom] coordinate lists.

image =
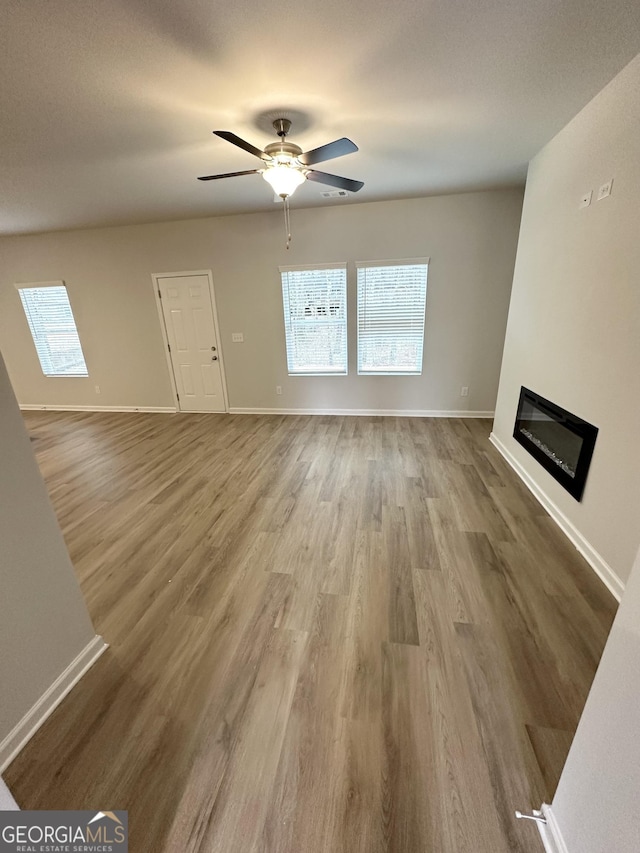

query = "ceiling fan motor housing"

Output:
[[263, 141, 303, 160]]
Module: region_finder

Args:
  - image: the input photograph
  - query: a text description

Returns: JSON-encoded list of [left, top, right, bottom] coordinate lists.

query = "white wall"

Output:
[[0, 190, 523, 414], [0, 352, 98, 761], [550, 544, 640, 852], [0, 777, 18, 809], [492, 53, 640, 588]]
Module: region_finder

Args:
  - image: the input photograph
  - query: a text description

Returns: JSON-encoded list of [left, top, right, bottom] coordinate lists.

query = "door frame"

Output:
[[151, 269, 229, 413]]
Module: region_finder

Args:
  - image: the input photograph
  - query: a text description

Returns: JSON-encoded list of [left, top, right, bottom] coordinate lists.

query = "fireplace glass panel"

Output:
[[518, 399, 583, 478], [513, 387, 598, 501]]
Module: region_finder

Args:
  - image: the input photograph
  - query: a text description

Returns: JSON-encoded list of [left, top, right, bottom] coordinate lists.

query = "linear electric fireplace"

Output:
[[513, 387, 598, 501]]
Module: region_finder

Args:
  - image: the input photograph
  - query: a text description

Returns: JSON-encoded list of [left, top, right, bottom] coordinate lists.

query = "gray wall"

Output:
[[0, 353, 96, 745], [492, 53, 640, 586], [551, 544, 640, 852], [0, 190, 523, 414]]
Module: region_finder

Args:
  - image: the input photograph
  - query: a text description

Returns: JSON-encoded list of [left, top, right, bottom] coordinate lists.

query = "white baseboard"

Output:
[[19, 404, 494, 419], [0, 635, 108, 773], [229, 407, 495, 418], [537, 804, 569, 853], [490, 432, 624, 601], [19, 404, 176, 413]]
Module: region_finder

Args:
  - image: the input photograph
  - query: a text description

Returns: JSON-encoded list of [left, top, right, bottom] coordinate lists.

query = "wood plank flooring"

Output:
[[6, 413, 617, 852]]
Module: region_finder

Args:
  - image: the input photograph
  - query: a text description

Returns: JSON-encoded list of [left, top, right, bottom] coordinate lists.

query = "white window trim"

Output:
[[354, 257, 430, 268], [14, 280, 69, 290], [356, 258, 430, 376], [15, 280, 89, 378], [280, 262, 348, 377], [279, 262, 348, 273]]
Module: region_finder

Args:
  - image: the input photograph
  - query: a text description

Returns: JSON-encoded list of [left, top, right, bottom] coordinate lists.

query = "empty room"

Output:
[[1, 2, 640, 851]]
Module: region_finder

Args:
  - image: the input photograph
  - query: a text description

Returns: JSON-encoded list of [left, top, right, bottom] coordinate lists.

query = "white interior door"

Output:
[[157, 273, 226, 412]]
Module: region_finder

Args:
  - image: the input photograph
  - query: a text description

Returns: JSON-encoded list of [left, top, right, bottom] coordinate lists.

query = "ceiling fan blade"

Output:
[[298, 138, 358, 166], [197, 169, 260, 181], [306, 170, 364, 192], [213, 131, 269, 160]]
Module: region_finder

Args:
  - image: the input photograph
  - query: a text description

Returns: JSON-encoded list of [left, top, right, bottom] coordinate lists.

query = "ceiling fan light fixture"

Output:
[[202, 120, 362, 250], [262, 163, 306, 198]]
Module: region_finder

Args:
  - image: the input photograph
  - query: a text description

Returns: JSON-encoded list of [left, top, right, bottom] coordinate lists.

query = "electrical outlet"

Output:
[[597, 179, 613, 201], [579, 190, 592, 209], [94, 385, 101, 394], [276, 385, 282, 395], [231, 332, 244, 343], [461, 386, 469, 397]]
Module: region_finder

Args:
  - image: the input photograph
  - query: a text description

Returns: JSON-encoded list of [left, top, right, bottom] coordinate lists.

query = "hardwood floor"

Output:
[[6, 412, 616, 852]]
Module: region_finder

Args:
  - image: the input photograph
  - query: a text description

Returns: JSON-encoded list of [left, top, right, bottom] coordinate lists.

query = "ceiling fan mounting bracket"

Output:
[[273, 118, 292, 138]]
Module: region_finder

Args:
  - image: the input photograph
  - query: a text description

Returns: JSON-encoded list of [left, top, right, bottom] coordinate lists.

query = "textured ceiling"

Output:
[[1, 0, 640, 235]]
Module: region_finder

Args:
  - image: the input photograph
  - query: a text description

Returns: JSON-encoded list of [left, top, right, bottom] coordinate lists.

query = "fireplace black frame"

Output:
[[513, 386, 598, 501]]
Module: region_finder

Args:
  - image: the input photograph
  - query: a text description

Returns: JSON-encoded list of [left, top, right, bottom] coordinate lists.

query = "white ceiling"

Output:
[[2, 0, 640, 236]]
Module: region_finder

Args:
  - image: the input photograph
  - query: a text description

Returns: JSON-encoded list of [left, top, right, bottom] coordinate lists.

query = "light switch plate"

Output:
[[597, 179, 613, 201], [579, 190, 592, 209], [231, 332, 244, 343]]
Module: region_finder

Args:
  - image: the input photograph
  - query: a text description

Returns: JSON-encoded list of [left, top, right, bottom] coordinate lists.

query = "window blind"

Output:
[[280, 265, 347, 375], [17, 284, 89, 377], [357, 261, 428, 374]]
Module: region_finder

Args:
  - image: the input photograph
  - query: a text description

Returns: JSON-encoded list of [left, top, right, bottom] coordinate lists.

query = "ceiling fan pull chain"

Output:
[[284, 197, 292, 249]]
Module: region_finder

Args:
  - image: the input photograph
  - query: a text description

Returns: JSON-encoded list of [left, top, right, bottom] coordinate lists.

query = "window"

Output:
[[357, 259, 429, 375], [16, 282, 88, 377], [280, 264, 348, 375]]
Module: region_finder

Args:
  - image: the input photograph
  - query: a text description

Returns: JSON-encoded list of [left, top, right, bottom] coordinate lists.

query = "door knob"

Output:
[[211, 346, 217, 351], [212, 355, 218, 361]]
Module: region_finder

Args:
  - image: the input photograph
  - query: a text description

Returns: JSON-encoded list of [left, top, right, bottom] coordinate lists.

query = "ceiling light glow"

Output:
[[262, 162, 306, 198]]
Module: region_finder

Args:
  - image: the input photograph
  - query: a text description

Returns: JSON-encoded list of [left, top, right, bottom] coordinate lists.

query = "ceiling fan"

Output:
[[198, 118, 364, 199]]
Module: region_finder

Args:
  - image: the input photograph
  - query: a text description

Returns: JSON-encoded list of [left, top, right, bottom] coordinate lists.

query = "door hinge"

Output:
[[176, 393, 180, 401], [167, 343, 171, 353], [158, 289, 162, 299]]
